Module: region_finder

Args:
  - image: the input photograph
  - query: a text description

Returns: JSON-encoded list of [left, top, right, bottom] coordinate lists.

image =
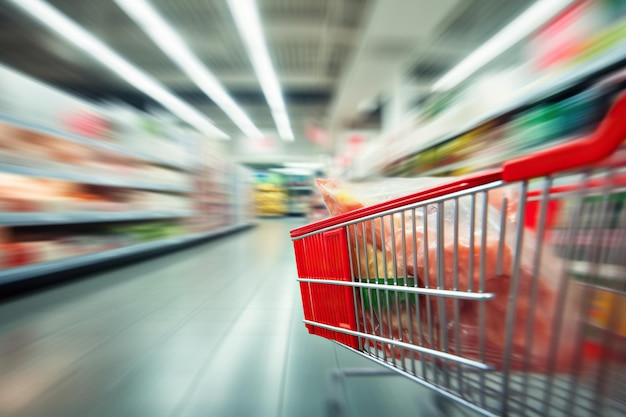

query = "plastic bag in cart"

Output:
[[317, 177, 581, 373]]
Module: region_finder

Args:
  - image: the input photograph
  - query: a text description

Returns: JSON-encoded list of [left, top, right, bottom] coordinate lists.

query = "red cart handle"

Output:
[[502, 91, 626, 182]]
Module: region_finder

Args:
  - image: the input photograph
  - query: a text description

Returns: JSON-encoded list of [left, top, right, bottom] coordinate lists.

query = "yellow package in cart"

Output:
[[589, 290, 626, 337]]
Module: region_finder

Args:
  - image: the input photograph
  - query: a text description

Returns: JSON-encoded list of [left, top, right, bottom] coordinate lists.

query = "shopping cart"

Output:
[[291, 92, 626, 417]]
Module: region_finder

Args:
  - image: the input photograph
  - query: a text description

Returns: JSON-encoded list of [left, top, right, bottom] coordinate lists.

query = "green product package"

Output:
[[359, 277, 418, 312]]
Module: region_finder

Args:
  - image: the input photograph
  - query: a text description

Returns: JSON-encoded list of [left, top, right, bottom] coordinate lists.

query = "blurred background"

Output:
[[0, 0, 624, 227], [0, 0, 624, 416]]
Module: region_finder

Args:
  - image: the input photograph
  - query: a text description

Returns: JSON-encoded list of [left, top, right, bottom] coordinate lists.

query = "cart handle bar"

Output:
[[503, 90, 626, 182], [291, 92, 626, 238]]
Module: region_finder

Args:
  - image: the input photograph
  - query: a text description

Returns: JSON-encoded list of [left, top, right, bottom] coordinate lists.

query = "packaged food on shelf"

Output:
[[1, 242, 40, 268], [1, 119, 196, 184], [285, 195, 309, 215], [344, 9, 626, 183], [252, 172, 287, 217], [255, 187, 287, 216], [0, 171, 196, 214], [0, 63, 254, 281], [0, 220, 188, 270]]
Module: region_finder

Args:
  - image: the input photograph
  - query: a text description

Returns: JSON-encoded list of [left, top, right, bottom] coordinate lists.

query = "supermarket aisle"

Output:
[[0, 219, 438, 417]]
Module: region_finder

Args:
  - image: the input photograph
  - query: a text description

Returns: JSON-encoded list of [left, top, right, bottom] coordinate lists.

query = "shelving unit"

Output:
[[283, 173, 314, 216], [0, 162, 192, 192], [0, 64, 254, 286], [254, 183, 287, 217], [0, 223, 250, 286], [0, 210, 193, 227], [285, 188, 313, 216], [347, 42, 626, 181], [0, 111, 190, 171], [409, 42, 626, 163]]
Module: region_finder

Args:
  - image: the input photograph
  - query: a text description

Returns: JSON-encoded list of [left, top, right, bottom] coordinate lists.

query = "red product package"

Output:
[[1, 243, 40, 268]]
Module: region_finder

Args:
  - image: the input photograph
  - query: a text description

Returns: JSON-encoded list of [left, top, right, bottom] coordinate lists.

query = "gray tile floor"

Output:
[[0, 219, 445, 417]]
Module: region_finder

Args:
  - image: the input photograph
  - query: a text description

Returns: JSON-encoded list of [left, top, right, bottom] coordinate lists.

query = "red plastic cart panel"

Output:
[[293, 228, 359, 348]]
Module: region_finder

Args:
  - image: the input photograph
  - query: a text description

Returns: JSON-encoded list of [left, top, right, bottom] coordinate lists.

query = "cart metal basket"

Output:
[[291, 93, 626, 417]]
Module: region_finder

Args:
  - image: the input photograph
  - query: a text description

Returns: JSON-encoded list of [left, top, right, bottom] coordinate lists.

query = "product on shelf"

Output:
[[186, 141, 250, 233], [252, 173, 287, 217], [379, 77, 620, 179], [0, 173, 192, 213], [0, 220, 186, 270], [0, 64, 254, 283], [0, 120, 193, 188], [255, 184, 287, 216], [287, 194, 311, 215], [277, 172, 315, 216]]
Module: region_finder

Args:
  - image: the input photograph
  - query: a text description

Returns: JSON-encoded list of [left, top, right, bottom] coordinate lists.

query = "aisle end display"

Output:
[[254, 172, 287, 217]]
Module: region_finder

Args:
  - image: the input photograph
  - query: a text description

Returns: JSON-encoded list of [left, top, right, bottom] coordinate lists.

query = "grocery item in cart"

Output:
[[317, 177, 579, 372], [317, 177, 449, 248]]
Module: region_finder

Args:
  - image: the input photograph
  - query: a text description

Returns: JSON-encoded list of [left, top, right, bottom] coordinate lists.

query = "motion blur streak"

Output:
[[114, 0, 263, 140], [432, 0, 575, 91], [227, 0, 295, 141], [6, 0, 228, 139]]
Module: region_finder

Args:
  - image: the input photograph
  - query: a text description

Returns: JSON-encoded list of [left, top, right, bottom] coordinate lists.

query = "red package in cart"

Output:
[[407, 194, 581, 373], [317, 177, 581, 373]]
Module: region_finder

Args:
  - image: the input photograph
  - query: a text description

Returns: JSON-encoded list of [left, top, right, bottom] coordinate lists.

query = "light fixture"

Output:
[[227, 0, 295, 141], [114, 0, 263, 139], [269, 168, 312, 175], [7, 0, 228, 139], [284, 162, 322, 169], [432, 0, 574, 92]]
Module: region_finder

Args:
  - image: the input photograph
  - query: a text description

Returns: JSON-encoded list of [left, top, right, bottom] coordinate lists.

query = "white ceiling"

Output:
[[328, 0, 461, 132], [0, 0, 535, 163]]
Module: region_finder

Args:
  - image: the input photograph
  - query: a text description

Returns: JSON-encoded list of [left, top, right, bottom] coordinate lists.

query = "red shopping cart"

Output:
[[291, 93, 626, 417]]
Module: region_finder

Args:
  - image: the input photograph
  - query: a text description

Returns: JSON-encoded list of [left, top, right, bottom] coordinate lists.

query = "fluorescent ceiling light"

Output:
[[7, 0, 228, 139], [432, 0, 574, 92], [284, 162, 322, 169], [227, 0, 294, 141], [269, 168, 313, 175], [114, 0, 262, 140]]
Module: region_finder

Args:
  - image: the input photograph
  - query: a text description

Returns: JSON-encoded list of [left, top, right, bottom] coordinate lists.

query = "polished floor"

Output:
[[0, 219, 450, 417]]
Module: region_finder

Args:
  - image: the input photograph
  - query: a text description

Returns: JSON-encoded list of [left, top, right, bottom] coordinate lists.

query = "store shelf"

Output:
[[387, 42, 626, 169], [0, 223, 253, 286], [0, 210, 193, 226], [0, 111, 191, 171], [0, 162, 192, 193], [417, 135, 579, 177]]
